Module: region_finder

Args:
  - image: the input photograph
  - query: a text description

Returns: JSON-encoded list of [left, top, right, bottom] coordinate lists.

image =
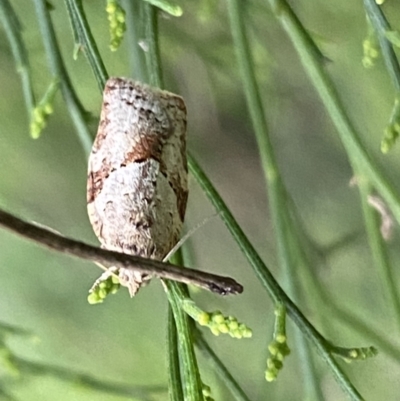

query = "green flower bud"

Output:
[[98, 288, 108, 299], [106, 2, 116, 12], [210, 327, 220, 336], [99, 281, 108, 289], [212, 313, 225, 325], [228, 320, 239, 330], [276, 334, 286, 343], [265, 370, 277, 382], [198, 312, 210, 326], [218, 323, 229, 334], [106, 0, 126, 51], [87, 292, 102, 304], [232, 330, 242, 339], [202, 384, 211, 397], [110, 284, 120, 294], [243, 328, 252, 338], [43, 103, 53, 115], [349, 349, 358, 359], [268, 341, 279, 355]]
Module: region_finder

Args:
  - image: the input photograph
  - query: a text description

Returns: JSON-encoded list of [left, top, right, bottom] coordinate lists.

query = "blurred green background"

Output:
[[1, 0, 400, 400]]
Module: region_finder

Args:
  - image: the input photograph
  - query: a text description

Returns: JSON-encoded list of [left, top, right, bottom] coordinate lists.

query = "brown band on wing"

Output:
[[87, 165, 115, 203], [124, 132, 164, 163]]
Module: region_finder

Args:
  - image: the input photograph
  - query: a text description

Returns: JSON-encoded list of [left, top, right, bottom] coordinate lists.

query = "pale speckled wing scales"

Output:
[[87, 77, 188, 296]]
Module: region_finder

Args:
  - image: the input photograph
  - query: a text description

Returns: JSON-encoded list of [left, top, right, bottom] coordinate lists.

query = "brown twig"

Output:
[[0, 209, 243, 295]]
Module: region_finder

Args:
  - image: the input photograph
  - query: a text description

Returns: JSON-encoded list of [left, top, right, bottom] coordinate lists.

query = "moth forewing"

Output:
[[87, 77, 188, 297]]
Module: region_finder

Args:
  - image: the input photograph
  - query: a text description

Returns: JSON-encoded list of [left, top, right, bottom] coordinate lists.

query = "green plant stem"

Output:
[[143, 7, 203, 400], [363, 0, 400, 91], [285, 210, 400, 363], [64, 0, 108, 91], [188, 155, 278, 304], [0, 0, 35, 117], [32, 0, 92, 156], [358, 178, 400, 330], [330, 302, 400, 363], [167, 307, 184, 401], [13, 356, 165, 400], [123, 0, 147, 81], [299, 225, 400, 363], [195, 332, 251, 401], [227, 0, 292, 287], [226, 1, 322, 397], [268, 0, 400, 229], [117, 4, 255, 401], [143, 3, 163, 88], [188, 154, 364, 401], [165, 281, 203, 401]]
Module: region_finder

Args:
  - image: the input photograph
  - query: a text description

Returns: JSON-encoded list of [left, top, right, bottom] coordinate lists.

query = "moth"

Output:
[[87, 77, 188, 296]]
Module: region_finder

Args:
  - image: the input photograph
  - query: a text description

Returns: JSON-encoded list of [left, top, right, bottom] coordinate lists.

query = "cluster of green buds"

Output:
[[106, 0, 126, 51], [30, 79, 59, 139], [331, 344, 378, 363], [197, 311, 252, 339], [265, 303, 290, 382], [381, 124, 400, 153], [381, 97, 400, 153], [87, 275, 120, 304], [180, 296, 252, 339], [362, 37, 379, 69], [362, 15, 380, 70], [265, 335, 290, 382]]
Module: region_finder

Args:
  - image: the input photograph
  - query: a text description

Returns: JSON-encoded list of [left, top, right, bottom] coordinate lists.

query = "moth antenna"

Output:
[[163, 212, 220, 262]]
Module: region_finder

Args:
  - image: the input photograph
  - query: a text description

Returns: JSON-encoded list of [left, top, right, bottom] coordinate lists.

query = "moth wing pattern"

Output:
[[87, 77, 188, 296]]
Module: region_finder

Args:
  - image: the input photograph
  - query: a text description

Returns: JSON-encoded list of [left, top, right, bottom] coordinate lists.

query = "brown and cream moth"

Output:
[[87, 77, 188, 296]]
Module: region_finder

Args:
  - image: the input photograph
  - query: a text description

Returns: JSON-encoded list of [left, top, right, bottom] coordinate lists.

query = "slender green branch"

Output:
[[0, 0, 35, 117], [64, 0, 80, 57], [363, 0, 400, 91], [189, 155, 277, 304], [32, 0, 92, 156], [329, 302, 400, 364], [123, 0, 147, 81], [226, 0, 322, 396], [142, 7, 203, 400], [188, 154, 367, 401], [357, 178, 400, 330], [14, 356, 165, 400], [227, 0, 294, 303], [268, 0, 400, 229], [164, 281, 204, 401], [143, 3, 163, 88], [295, 211, 400, 364], [363, 0, 400, 153], [167, 308, 184, 401], [285, 211, 400, 363], [195, 332, 251, 401], [64, 0, 108, 90]]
